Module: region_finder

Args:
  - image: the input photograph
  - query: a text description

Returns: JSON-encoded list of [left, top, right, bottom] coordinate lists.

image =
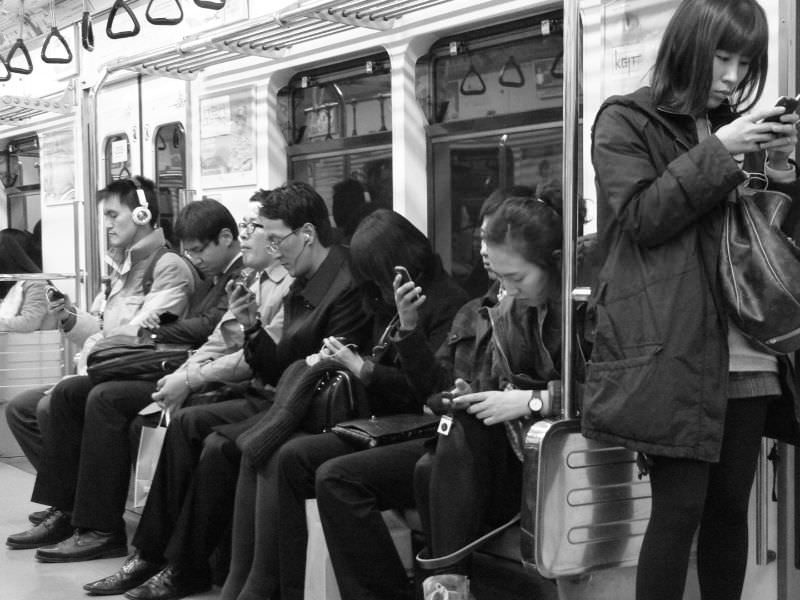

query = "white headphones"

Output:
[[131, 179, 152, 226]]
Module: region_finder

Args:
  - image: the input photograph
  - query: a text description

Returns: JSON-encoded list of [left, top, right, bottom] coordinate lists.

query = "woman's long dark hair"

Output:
[[349, 209, 438, 314], [651, 0, 768, 115], [0, 228, 42, 298]]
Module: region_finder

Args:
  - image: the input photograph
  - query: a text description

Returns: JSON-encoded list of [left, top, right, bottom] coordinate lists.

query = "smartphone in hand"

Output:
[[394, 266, 412, 286], [45, 286, 65, 302], [763, 94, 800, 123]]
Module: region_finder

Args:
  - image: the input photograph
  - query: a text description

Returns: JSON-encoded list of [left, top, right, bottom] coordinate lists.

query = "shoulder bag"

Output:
[[720, 188, 800, 353], [86, 334, 190, 386]]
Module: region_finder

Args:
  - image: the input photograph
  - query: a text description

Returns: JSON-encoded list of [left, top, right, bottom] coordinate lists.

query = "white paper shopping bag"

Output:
[[133, 411, 169, 507]]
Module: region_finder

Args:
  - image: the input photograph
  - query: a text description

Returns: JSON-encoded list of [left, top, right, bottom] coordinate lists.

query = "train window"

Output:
[[2, 136, 41, 232], [154, 123, 186, 249], [280, 53, 392, 145], [104, 133, 132, 184], [417, 14, 563, 124]]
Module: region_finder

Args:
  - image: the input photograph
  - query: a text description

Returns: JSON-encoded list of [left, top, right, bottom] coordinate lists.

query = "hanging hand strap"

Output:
[[8, 1, 32, 75], [107, 0, 141, 39], [0, 55, 10, 82], [147, 0, 184, 26], [81, 0, 95, 52], [499, 56, 525, 88], [42, 3, 73, 64], [194, 0, 226, 9], [460, 60, 486, 96]]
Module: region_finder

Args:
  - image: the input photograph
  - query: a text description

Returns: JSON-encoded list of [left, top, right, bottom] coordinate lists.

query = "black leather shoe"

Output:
[[35, 529, 128, 563], [124, 565, 211, 600], [84, 551, 166, 596], [6, 509, 72, 549], [28, 507, 55, 526]]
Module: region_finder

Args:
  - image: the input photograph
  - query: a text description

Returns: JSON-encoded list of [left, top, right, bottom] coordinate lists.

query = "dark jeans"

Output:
[[417, 411, 521, 574], [133, 398, 259, 573], [31, 375, 156, 533], [636, 397, 771, 600], [5, 385, 51, 472], [315, 436, 428, 600]]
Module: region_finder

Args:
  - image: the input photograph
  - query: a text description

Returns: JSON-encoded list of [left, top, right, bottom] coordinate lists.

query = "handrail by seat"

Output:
[[0, 273, 78, 281]]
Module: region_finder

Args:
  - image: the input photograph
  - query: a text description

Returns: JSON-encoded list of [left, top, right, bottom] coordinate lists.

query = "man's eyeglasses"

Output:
[[238, 221, 265, 236], [266, 228, 301, 254], [183, 239, 212, 259]]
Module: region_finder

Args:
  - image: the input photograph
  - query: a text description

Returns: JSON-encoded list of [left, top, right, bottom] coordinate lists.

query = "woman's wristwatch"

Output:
[[528, 389, 550, 416]]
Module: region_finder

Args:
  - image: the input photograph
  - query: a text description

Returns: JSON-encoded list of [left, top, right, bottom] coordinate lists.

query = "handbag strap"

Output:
[[415, 512, 520, 571]]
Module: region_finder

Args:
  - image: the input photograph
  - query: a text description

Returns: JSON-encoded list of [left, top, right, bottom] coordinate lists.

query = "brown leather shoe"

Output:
[[35, 529, 127, 563], [124, 565, 211, 600], [6, 509, 72, 549], [84, 551, 165, 596]]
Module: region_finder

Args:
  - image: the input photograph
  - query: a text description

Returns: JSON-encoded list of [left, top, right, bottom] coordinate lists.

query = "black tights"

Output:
[[636, 397, 770, 600]]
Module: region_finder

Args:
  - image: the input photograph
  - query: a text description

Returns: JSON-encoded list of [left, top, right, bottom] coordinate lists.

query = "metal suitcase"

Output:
[[520, 417, 651, 579]]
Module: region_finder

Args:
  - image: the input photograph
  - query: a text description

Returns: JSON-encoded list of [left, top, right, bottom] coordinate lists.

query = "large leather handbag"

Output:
[[300, 368, 369, 433], [86, 334, 190, 386], [720, 188, 800, 354]]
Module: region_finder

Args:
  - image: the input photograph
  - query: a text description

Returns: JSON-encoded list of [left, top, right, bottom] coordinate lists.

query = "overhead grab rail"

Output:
[[499, 55, 524, 87], [41, 0, 73, 65], [147, 0, 184, 26], [82, 0, 94, 51], [107, 0, 141, 39], [7, 0, 33, 75]]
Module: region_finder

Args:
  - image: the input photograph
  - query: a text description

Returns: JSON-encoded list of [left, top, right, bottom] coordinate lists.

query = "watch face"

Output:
[[529, 395, 543, 413]]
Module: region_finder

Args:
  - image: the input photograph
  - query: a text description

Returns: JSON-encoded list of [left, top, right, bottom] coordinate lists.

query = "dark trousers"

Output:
[[221, 432, 307, 600], [5, 385, 51, 472], [417, 411, 521, 574], [313, 435, 428, 600], [31, 375, 156, 533], [133, 398, 258, 573], [636, 397, 771, 600]]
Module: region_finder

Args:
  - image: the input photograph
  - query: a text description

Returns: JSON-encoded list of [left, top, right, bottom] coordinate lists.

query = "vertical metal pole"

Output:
[[561, 0, 580, 419]]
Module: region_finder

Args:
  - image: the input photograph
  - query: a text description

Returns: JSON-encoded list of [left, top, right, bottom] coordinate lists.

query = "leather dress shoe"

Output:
[[6, 509, 72, 549], [84, 551, 165, 596], [28, 507, 55, 526], [35, 529, 128, 563], [125, 565, 212, 600]]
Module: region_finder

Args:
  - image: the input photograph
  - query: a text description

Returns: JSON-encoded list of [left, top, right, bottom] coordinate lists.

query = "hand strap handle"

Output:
[[7, 38, 33, 74], [147, 0, 184, 25], [0, 56, 11, 82], [41, 27, 73, 64], [107, 0, 141, 39], [194, 0, 226, 9], [499, 56, 525, 88], [82, 11, 94, 51]]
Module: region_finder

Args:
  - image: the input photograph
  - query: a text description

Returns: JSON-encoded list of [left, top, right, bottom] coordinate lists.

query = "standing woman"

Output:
[[584, 1, 799, 599], [0, 228, 56, 332]]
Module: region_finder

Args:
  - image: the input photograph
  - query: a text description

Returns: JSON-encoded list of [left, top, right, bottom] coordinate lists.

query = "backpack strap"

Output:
[[141, 246, 173, 295]]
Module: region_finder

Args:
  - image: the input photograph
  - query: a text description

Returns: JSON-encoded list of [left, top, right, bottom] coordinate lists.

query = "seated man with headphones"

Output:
[[6, 176, 196, 560]]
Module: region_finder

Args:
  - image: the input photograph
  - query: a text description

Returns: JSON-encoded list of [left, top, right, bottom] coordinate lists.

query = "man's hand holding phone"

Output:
[[225, 274, 259, 331], [46, 286, 76, 329]]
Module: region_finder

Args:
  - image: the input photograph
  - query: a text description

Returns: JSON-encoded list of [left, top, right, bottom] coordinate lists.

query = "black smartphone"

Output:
[[46, 286, 65, 302], [394, 266, 412, 286], [233, 268, 257, 294], [763, 94, 800, 123], [158, 312, 178, 325]]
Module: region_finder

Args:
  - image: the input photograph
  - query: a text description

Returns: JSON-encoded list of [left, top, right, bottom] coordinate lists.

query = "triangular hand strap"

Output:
[[499, 56, 525, 88], [107, 0, 141, 39], [147, 0, 184, 25], [7, 38, 33, 74], [41, 27, 73, 64], [194, 0, 225, 9], [0, 56, 10, 82], [82, 11, 95, 51], [460, 62, 486, 96]]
